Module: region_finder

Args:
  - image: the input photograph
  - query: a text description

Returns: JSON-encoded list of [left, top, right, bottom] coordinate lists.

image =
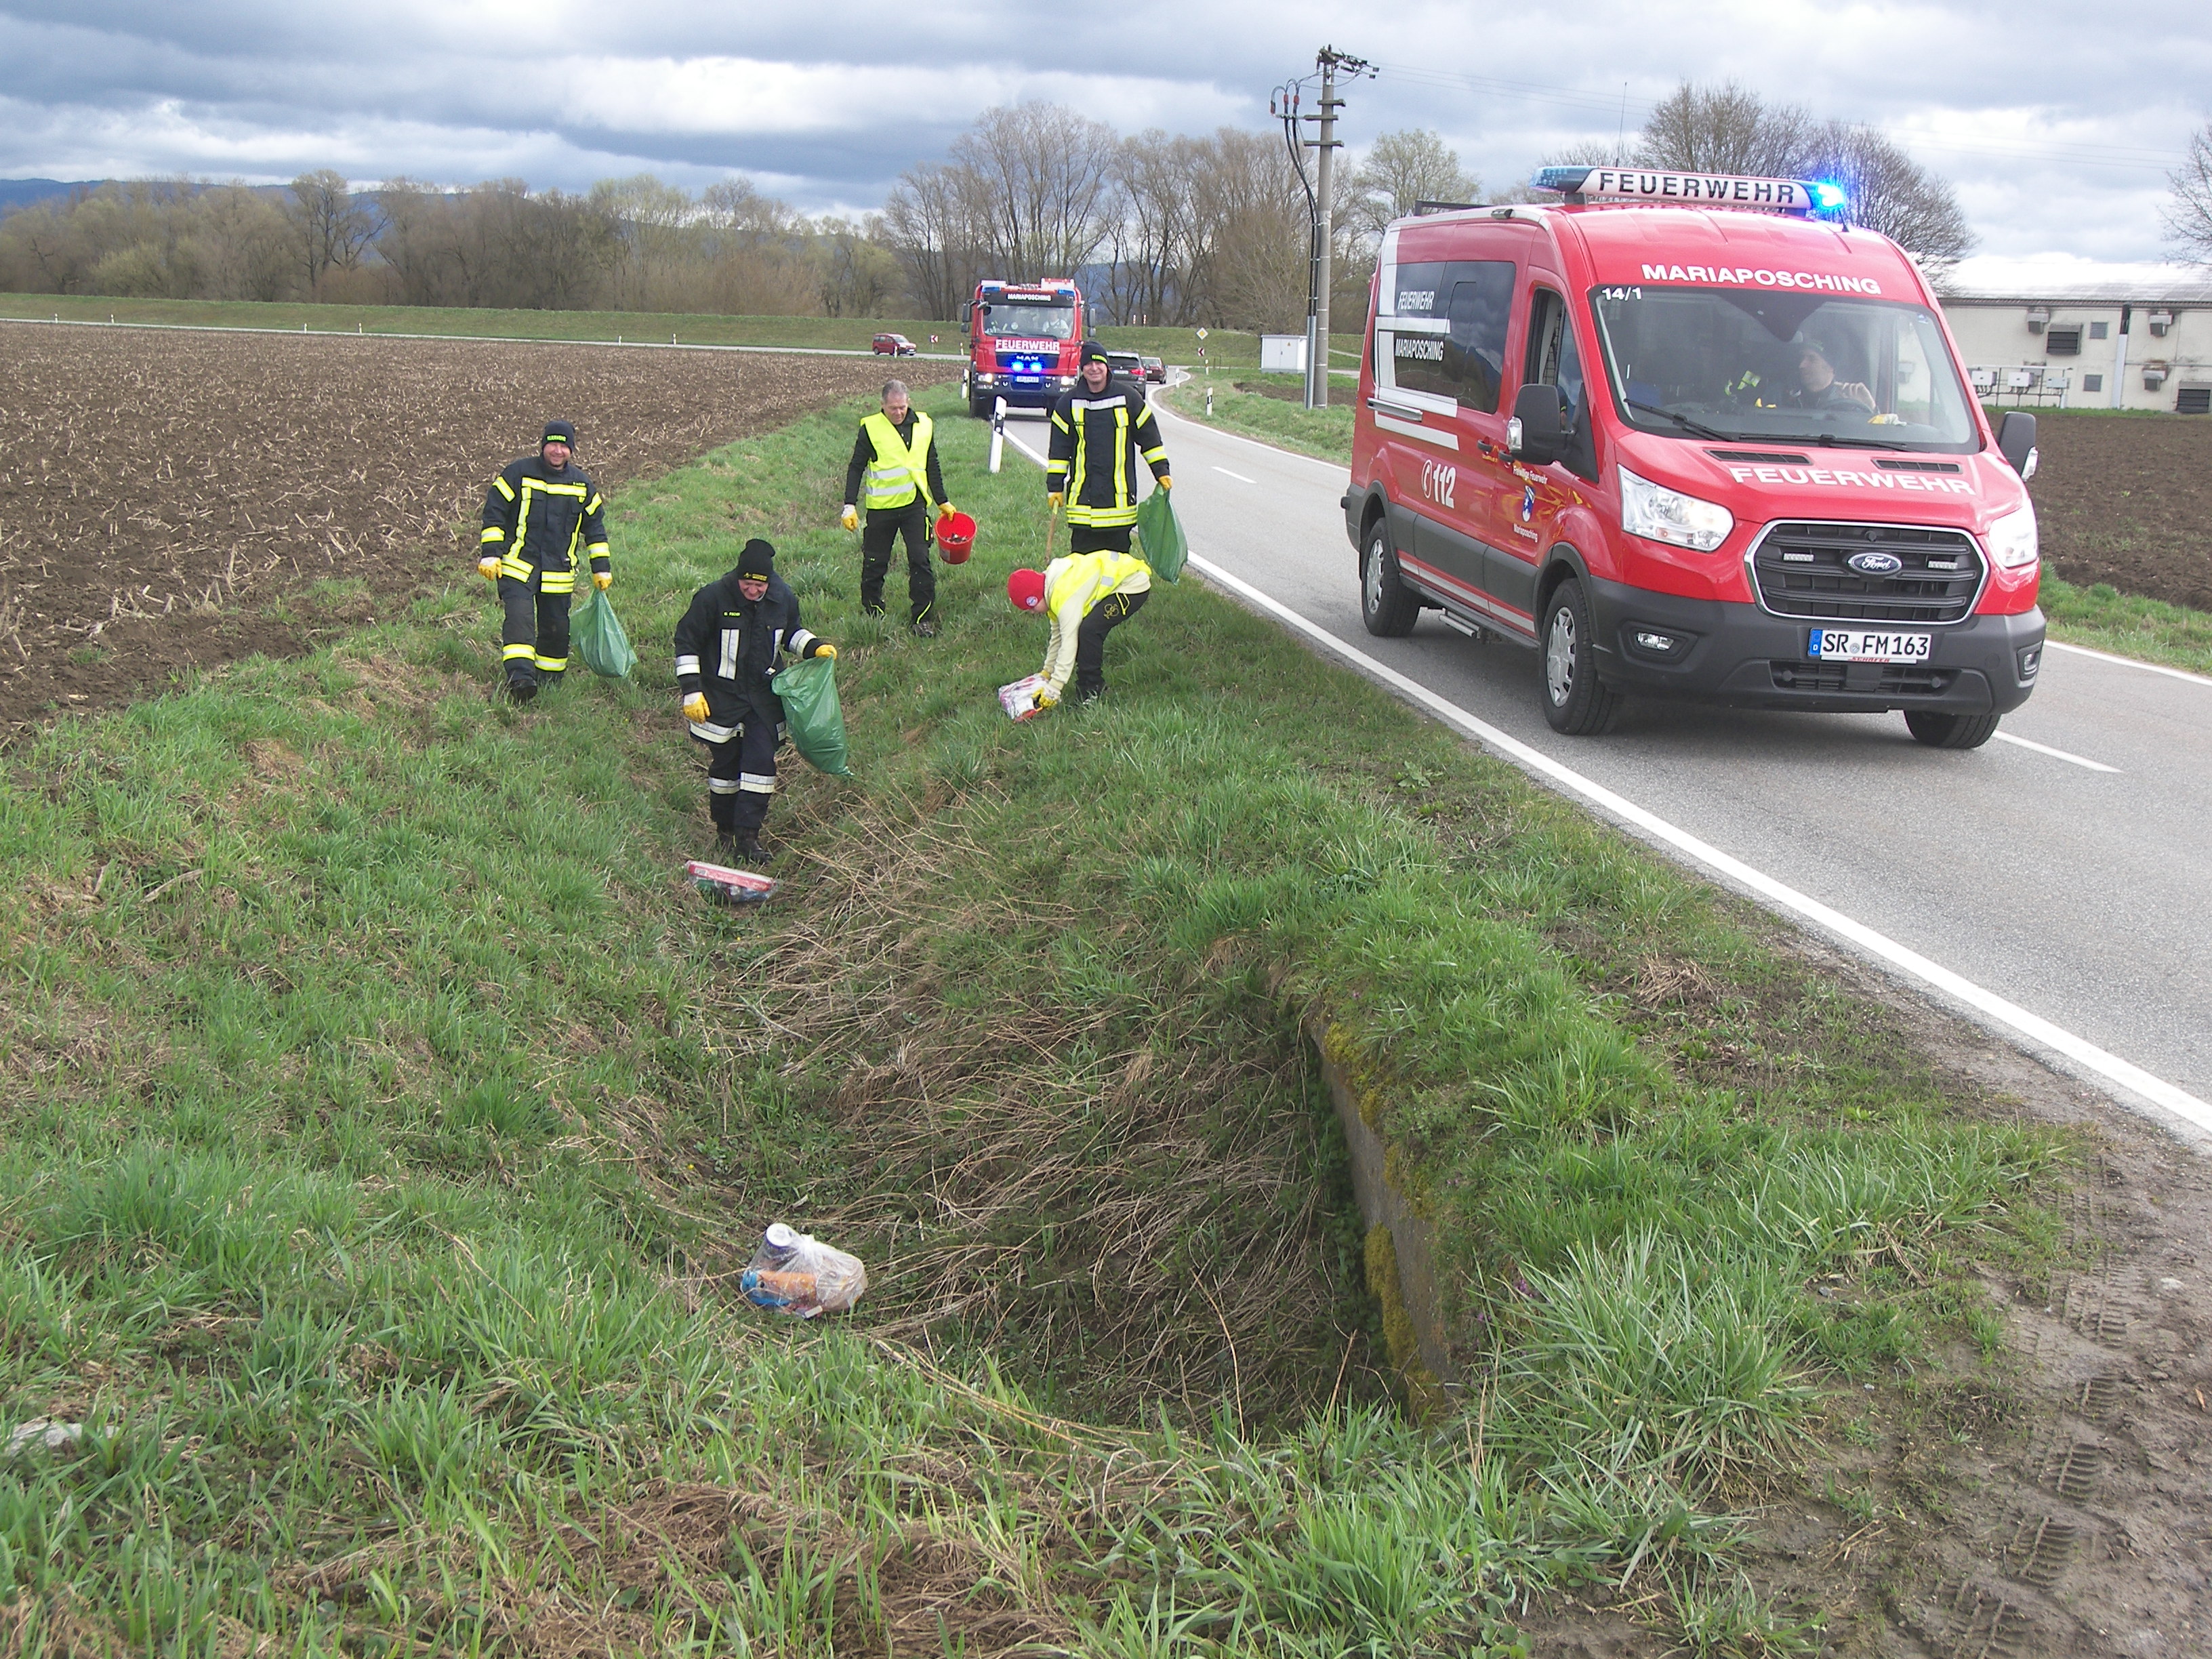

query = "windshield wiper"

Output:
[[1806, 432, 1917, 451], [1625, 401, 1738, 442]]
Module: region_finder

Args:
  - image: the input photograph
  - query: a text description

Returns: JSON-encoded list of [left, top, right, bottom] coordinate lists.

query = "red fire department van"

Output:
[[962, 279, 1084, 417], [1343, 166, 2044, 748]]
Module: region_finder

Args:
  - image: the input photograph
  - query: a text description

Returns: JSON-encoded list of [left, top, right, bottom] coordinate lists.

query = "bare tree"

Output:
[[286, 170, 375, 297], [1348, 128, 1481, 241], [1636, 81, 1813, 178], [951, 101, 1121, 275], [2164, 123, 2212, 264], [881, 162, 985, 319], [1629, 81, 1973, 271]]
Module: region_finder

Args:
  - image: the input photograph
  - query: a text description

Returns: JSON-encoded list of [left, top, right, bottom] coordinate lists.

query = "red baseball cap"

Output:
[[1007, 569, 1046, 611]]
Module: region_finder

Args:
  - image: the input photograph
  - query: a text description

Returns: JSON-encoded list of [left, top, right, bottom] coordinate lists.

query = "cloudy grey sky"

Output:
[[3, 0, 2206, 267]]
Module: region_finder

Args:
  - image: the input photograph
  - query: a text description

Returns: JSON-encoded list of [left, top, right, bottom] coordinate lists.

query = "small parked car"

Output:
[[872, 333, 918, 356], [1140, 355, 1166, 384]]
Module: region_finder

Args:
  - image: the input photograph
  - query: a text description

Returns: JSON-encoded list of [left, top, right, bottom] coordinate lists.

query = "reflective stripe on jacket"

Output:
[[480, 456, 611, 588], [859, 411, 937, 511], [1047, 385, 1168, 528]]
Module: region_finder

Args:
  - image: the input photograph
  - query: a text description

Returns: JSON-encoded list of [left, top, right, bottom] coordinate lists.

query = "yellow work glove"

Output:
[[682, 693, 710, 724], [592, 571, 612, 592], [1158, 475, 1172, 491], [840, 507, 859, 531], [476, 556, 500, 579], [813, 642, 838, 661], [1032, 685, 1060, 712], [1046, 492, 1063, 510], [938, 501, 957, 519]]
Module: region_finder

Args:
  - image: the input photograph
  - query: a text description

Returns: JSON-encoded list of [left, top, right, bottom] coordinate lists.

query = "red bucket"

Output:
[[937, 510, 977, 564]]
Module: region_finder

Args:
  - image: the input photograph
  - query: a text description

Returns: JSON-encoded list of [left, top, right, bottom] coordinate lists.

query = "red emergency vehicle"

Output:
[[1345, 166, 2045, 748], [962, 279, 1084, 417]]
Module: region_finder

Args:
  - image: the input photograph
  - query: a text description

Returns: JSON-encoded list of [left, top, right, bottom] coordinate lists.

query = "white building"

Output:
[[1936, 258, 2212, 415]]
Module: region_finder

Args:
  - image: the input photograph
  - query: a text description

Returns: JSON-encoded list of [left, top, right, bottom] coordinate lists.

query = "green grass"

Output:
[[0, 384, 2070, 1653], [1156, 373, 1356, 463], [0, 295, 1364, 374], [2041, 575, 2212, 676]]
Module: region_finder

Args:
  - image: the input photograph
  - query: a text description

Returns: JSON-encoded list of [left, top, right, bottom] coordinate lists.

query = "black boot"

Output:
[[733, 829, 765, 865], [506, 673, 537, 704], [714, 829, 739, 863]]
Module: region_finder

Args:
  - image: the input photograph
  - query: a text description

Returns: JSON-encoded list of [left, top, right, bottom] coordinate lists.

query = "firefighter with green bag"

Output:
[[674, 540, 841, 863]]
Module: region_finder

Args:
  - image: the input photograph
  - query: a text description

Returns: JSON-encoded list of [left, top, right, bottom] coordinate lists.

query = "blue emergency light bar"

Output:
[[1531, 166, 1845, 216]]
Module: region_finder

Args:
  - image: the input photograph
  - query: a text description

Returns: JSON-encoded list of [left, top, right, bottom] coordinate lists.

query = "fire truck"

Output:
[[962, 279, 1084, 417], [1344, 166, 2044, 750]]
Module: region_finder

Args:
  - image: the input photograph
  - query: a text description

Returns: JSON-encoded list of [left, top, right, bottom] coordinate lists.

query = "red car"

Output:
[[872, 333, 918, 356]]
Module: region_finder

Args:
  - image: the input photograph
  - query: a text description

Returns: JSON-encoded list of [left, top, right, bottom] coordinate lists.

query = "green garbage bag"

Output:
[[774, 655, 854, 779], [571, 586, 638, 679], [1134, 487, 1187, 583]]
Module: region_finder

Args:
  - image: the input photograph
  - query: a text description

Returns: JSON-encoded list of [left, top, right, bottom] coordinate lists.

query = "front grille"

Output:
[[1751, 521, 1984, 624], [1768, 662, 1961, 696]]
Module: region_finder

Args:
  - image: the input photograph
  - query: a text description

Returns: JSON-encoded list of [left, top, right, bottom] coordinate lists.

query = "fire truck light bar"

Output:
[[1531, 167, 1845, 213]]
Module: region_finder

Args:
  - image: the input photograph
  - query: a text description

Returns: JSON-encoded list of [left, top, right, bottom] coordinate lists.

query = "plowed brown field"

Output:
[[2028, 411, 2212, 609], [0, 323, 950, 733]]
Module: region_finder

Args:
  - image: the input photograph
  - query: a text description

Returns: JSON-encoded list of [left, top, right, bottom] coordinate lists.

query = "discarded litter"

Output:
[[687, 859, 777, 905], [998, 674, 1050, 721], [5, 1419, 83, 1459], [740, 1222, 867, 1317]]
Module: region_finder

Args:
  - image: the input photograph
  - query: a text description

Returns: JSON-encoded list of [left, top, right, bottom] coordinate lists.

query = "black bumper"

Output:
[[1584, 575, 2046, 715]]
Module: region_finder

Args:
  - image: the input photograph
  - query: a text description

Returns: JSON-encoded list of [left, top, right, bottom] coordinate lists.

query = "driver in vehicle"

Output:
[[1788, 335, 1877, 413]]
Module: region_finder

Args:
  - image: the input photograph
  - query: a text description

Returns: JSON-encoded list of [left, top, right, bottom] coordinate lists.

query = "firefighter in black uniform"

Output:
[[1046, 341, 1170, 552], [476, 418, 611, 701], [673, 539, 836, 863], [839, 379, 956, 636]]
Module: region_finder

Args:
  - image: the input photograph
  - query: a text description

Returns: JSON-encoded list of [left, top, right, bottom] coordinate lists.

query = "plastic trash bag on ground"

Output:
[[571, 586, 638, 678], [1134, 488, 1187, 583], [773, 655, 854, 778], [740, 1223, 867, 1317], [998, 674, 1049, 721]]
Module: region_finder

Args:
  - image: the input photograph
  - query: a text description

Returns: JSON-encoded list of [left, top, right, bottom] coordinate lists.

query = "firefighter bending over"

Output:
[[476, 418, 610, 703]]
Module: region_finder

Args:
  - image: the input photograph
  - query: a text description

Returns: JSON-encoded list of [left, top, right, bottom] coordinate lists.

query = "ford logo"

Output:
[[1847, 551, 1903, 576]]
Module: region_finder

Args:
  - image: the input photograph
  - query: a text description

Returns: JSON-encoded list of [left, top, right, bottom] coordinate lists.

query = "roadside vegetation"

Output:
[[2040, 577, 2212, 676], [1, 384, 2072, 1653], [1157, 373, 1357, 463]]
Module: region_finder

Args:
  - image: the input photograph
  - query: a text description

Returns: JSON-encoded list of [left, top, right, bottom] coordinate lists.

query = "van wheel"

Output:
[[1904, 710, 2000, 749], [1540, 579, 1622, 735], [1361, 524, 1420, 637]]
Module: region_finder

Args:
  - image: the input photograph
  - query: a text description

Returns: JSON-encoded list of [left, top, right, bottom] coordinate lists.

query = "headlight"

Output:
[[1618, 466, 1734, 552], [1987, 502, 2039, 569]]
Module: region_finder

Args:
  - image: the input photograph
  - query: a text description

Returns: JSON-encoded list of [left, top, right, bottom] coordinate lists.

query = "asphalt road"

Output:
[[1003, 394, 2212, 1138]]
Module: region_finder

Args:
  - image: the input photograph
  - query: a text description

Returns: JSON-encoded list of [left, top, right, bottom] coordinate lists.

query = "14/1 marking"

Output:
[[1421, 458, 1457, 508]]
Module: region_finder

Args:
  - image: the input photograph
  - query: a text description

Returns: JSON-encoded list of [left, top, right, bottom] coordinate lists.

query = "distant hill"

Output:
[[0, 178, 100, 215]]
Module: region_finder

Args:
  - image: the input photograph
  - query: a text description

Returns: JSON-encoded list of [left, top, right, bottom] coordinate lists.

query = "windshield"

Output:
[[979, 302, 1077, 341], [1589, 286, 1979, 451]]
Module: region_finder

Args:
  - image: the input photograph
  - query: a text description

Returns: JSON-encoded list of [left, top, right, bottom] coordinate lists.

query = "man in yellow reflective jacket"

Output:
[[476, 418, 611, 703], [1005, 550, 1151, 708], [1046, 341, 1169, 554], [840, 380, 955, 636]]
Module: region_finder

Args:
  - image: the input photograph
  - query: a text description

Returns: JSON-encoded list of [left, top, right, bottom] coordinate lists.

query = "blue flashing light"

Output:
[[1530, 166, 1593, 194], [1809, 181, 1848, 211]]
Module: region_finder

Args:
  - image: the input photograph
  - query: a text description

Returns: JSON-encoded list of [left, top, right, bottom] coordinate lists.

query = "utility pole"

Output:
[[1301, 46, 1369, 409]]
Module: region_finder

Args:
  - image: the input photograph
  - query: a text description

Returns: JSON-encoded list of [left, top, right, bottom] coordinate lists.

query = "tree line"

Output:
[[1, 81, 2013, 325]]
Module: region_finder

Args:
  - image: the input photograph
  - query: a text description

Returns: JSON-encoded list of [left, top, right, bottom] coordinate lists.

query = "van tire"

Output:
[[1361, 523, 1420, 637], [1540, 579, 1622, 735], [1904, 710, 2000, 749]]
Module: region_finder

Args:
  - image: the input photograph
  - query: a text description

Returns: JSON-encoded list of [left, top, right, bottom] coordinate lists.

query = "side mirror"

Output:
[[1996, 410, 2039, 480], [1511, 382, 1565, 466]]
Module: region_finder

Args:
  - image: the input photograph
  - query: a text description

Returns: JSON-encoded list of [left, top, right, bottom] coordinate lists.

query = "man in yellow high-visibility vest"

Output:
[[840, 380, 956, 636]]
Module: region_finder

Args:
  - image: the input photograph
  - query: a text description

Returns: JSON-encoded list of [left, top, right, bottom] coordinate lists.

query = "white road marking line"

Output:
[[1001, 413, 2211, 1139], [1992, 731, 2120, 772], [1184, 550, 2212, 1142], [1212, 466, 1257, 484], [2046, 638, 2212, 689]]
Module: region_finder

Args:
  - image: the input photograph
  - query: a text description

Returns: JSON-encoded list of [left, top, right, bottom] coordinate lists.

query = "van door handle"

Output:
[[1368, 398, 1424, 422], [1477, 438, 1496, 457]]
